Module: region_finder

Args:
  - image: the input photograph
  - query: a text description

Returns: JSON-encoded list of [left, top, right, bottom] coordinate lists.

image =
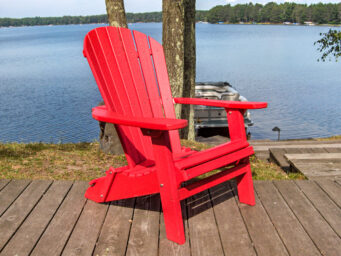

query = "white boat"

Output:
[[194, 82, 253, 135]]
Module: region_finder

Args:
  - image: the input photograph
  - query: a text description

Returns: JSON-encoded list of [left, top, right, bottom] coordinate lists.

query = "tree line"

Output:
[[0, 12, 207, 27], [1, 2, 341, 27], [206, 2, 341, 24]]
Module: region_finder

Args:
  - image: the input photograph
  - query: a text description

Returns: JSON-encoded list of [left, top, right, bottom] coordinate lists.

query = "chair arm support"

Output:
[[92, 105, 188, 131], [174, 97, 267, 109], [174, 97, 267, 142]]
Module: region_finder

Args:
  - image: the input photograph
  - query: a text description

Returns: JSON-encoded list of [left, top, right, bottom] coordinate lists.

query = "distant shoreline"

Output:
[[1, 2, 341, 29], [1, 22, 340, 29]]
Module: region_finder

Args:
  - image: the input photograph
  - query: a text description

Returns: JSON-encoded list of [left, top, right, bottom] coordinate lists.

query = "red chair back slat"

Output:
[[104, 27, 153, 161], [83, 27, 182, 164], [133, 30, 165, 118], [149, 37, 181, 153]]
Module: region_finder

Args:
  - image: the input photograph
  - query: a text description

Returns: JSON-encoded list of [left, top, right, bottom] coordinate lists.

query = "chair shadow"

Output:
[[106, 180, 237, 220], [185, 180, 236, 219]]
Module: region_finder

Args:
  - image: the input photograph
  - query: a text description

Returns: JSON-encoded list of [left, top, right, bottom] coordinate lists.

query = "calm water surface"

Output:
[[0, 23, 340, 142]]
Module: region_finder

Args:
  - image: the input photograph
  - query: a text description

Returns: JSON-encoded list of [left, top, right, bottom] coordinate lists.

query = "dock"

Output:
[[251, 139, 341, 179], [0, 179, 340, 256]]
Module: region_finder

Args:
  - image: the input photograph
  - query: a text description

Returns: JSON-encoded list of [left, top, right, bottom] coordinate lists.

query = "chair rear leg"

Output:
[[236, 160, 255, 206]]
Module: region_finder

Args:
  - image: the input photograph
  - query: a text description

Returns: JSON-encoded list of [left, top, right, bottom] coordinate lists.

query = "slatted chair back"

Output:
[[83, 27, 181, 167]]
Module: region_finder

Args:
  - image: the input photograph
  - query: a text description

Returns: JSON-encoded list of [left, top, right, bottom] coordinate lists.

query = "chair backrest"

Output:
[[83, 26, 181, 167]]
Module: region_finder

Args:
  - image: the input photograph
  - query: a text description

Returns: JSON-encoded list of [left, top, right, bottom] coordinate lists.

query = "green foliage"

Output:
[[0, 15, 108, 27], [0, 11, 208, 27], [206, 2, 341, 24], [315, 29, 341, 61], [0, 13, 163, 27], [196, 10, 208, 22], [126, 12, 162, 23]]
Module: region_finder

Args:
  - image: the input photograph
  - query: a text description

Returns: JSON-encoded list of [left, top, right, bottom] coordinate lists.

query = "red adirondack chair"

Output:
[[83, 26, 267, 244]]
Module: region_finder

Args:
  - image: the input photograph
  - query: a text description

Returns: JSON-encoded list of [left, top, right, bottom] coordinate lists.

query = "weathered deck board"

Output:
[[289, 160, 341, 178], [0, 180, 51, 251], [93, 198, 135, 256], [31, 181, 88, 256], [187, 190, 224, 256], [269, 148, 307, 170], [274, 180, 341, 256], [283, 148, 306, 154], [0, 179, 30, 216], [315, 179, 341, 208], [235, 182, 289, 256], [270, 148, 335, 172], [309, 147, 329, 153], [269, 148, 288, 169], [254, 181, 320, 256], [210, 182, 256, 256], [0, 179, 10, 191], [325, 147, 341, 153], [264, 145, 341, 179], [252, 140, 341, 160], [295, 180, 341, 237], [254, 150, 269, 161], [61, 199, 109, 256], [1, 181, 72, 256], [282, 149, 341, 178], [1, 179, 341, 255], [285, 153, 341, 160], [254, 143, 341, 151], [251, 140, 341, 146], [125, 194, 160, 256]]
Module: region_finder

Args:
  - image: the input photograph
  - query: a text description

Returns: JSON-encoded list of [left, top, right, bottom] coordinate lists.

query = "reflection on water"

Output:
[[0, 23, 340, 142]]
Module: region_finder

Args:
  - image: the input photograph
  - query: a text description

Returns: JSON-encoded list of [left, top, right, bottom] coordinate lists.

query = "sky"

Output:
[[0, 0, 340, 18]]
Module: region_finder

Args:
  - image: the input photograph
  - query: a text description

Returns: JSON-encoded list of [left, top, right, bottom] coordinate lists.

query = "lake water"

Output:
[[0, 23, 340, 143]]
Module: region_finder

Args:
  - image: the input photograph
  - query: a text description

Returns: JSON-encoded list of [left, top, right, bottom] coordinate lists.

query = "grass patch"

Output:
[[181, 139, 211, 151], [249, 156, 305, 180], [0, 142, 126, 181], [316, 135, 341, 141], [0, 140, 304, 181]]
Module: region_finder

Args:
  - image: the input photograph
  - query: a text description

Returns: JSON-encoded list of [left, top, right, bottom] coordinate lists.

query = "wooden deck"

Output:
[[251, 139, 341, 161], [250, 140, 341, 179], [0, 179, 340, 256]]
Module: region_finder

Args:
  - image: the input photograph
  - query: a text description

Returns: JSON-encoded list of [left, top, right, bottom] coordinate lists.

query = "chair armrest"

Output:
[[174, 97, 267, 109], [92, 105, 188, 131]]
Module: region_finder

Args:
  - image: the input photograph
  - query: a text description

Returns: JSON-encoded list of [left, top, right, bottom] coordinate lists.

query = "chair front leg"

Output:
[[226, 110, 255, 205], [147, 130, 186, 244]]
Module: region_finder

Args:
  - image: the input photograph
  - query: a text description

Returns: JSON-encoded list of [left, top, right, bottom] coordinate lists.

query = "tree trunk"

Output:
[[99, 0, 128, 154], [163, 0, 196, 140], [105, 0, 128, 28], [181, 0, 196, 140], [162, 0, 185, 119]]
